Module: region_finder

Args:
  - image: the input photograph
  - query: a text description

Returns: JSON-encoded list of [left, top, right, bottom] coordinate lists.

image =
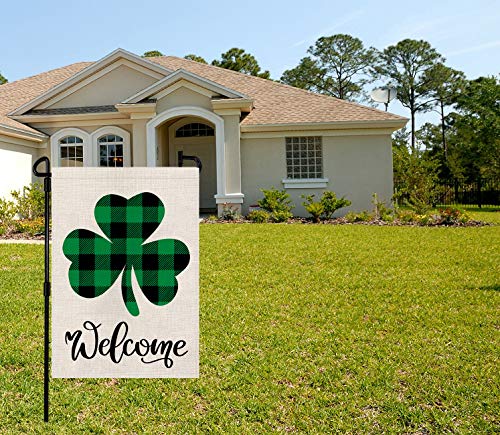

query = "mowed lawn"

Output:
[[0, 219, 499, 433]]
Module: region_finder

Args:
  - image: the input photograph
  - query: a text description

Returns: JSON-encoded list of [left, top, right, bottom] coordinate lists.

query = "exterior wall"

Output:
[[47, 65, 158, 109], [35, 123, 134, 166], [240, 134, 393, 217], [0, 136, 41, 198], [156, 87, 212, 113]]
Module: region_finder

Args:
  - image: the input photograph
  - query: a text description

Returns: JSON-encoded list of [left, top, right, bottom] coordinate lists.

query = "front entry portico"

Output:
[[145, 105, 244, 215]]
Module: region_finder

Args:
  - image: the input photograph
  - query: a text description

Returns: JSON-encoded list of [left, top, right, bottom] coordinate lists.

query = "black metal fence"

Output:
[[437, 178, 499, 208]]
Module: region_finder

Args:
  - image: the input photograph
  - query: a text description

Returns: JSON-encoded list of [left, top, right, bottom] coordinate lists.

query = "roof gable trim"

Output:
[[9, 48, 172, 116], [123, 69, 250, 103]]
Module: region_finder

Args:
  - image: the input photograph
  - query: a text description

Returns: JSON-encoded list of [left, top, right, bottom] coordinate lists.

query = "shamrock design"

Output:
[[62, 192, 190, 316]]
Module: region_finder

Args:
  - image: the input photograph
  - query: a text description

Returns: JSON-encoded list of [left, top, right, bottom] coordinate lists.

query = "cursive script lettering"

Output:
[[64, 321, 188, 368]]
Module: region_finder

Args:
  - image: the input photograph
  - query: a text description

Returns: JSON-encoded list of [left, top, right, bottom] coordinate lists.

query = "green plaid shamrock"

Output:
[[62, 192, 190, 316]]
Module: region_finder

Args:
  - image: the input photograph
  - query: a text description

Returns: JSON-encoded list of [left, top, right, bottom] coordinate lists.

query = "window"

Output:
[[59, 136, 84, 167], [286, 137, 323, 179], [175, 123, 214, 137], [98, 134, 124, 167]]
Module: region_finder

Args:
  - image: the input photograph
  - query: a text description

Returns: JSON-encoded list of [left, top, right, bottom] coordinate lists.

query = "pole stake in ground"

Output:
[[33, 157, 51, 423]]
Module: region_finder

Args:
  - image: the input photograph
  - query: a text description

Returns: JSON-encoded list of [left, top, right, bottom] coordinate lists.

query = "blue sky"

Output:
[[1, 0, 498, 119]]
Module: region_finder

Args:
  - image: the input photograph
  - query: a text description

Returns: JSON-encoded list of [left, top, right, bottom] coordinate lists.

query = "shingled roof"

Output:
[[0, 55, 406, 137], [0, 62, 91, 135]]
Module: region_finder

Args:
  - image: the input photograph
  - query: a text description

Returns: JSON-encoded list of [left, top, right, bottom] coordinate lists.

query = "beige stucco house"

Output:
[[0, 48, 406, 216]]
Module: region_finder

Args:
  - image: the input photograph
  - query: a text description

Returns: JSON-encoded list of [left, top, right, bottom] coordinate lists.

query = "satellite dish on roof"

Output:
[[370, 86, 397, 111]]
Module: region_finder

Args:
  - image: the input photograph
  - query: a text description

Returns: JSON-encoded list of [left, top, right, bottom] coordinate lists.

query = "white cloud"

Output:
[[447, 40, 500, 56], [291, 8, 366, 48]]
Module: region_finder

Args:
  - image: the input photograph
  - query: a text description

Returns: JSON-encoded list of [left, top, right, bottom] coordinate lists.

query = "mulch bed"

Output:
[[0, 218, 490, 241], [0, 232, 47, 241], [202, 217, 490, 227]]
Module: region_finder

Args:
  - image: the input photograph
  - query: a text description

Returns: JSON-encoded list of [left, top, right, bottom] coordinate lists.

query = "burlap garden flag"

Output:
[[51, 168, 199, 378]]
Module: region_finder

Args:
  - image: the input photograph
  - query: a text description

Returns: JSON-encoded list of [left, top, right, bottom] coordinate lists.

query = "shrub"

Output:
[[0, 198, 16, 229], [396, 209, 417, 223], [435, 207, 469, 225], [372, 193, 393, 221], [206, 215, 218, 222], [258, 187, 293, 214], [301, 194, 324, 223], [10, 183, 45, 220], [220, 203, 240, 221], [13, 217, 45, 236], [345, 211, 372, 223], [270, 210, 292, 223], [320, 191, 351, 219], [247, 210, 269, 223]]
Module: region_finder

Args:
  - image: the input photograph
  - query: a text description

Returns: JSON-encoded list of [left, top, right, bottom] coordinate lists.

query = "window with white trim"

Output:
[[286, 137, 323, 179], [175, 122, 214, 137], [98, 134, 124, 167], [59, 136, 84, 167]]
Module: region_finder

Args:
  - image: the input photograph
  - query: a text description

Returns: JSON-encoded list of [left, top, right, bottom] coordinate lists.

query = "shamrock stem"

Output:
[[122, 265, 139, 316]]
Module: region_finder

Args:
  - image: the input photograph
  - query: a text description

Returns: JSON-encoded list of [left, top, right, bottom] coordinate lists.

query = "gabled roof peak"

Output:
[[122, 68, 250, 104], [9, 48, 172, 116]]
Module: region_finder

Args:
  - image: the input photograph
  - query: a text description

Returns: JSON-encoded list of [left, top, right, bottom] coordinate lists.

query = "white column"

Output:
[[214, 109, 244, 215]]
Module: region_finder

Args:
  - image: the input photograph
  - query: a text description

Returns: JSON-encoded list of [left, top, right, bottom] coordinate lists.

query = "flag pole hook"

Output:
[[33, 156, 51, 422]]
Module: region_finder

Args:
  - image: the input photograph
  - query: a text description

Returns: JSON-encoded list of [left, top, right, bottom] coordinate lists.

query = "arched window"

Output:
[[59, 136, 84, 167], [175, 122, 214, 138], [98, 134, 124, 167]]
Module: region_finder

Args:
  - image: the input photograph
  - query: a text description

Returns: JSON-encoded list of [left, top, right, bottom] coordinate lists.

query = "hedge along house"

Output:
[[0, 49, 407, 216]]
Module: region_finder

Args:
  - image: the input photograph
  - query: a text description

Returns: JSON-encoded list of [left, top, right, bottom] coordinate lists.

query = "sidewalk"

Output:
[[0, 239, 45, 244]]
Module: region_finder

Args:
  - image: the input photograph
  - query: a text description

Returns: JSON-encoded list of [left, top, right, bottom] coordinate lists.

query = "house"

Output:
[[0, 49, 407, 216]]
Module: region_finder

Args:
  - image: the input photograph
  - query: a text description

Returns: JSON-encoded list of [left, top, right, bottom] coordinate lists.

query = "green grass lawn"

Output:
[[1, 220, 499, 433], [465, 207, 500, 225]]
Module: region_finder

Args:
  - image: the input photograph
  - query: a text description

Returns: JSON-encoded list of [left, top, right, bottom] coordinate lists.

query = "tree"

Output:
[[211, 48, 270, 79], [392, 128, 442, 212], [184, 54, 207, 64], [280, 57, 324, 91], [0, 72, 6, 85], [374, 39, 444, 149], [446, 76, 500, 180], [143, 50, 164, 58], [417, 122, 450, 179], [281, 34, 377, 101], [424, 63, 466, 159]]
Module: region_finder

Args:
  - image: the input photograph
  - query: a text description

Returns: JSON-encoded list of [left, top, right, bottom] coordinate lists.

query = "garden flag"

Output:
[[51, 168, 199, 378]]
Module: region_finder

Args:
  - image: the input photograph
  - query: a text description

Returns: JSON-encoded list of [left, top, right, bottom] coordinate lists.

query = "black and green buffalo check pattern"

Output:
[[63, 192, 190, 316]]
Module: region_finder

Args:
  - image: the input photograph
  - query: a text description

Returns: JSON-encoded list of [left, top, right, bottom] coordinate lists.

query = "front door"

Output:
[[175, 142, 216, 211]]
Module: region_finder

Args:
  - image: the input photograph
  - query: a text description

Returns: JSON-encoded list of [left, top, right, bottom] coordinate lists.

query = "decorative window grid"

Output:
[[175, 122, 214, 138], [59, 136, 83, 167], [98, 134, 124, 167], [285, 137, 323, 179]]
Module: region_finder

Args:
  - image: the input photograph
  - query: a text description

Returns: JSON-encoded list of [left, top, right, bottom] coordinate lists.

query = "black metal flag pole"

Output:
[[33, 156, 51, 422]]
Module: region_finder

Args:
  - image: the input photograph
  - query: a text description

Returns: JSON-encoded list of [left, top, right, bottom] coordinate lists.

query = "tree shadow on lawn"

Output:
[[467, 284, 500, 292]]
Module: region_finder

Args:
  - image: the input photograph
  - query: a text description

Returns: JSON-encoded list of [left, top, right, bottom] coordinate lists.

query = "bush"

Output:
[[301, 194, 324, 223], [10, 183, 45, 220], [258, 187, 294, 214], [220, 203, 240, 221], [345, 211, 372, 223], [435, 207, 469, 225], [206, 215, 218, 222], [269, 210, 292, 223], [372, 193, 393, 221], [320, 191, 351, 219], [258, 187, 294, 223], [396, 209, 417, 223], [0, 198, 16, 229], [247, 210, 269, 223], [395, 207, 471, 226], [13, 217, 45, 236]]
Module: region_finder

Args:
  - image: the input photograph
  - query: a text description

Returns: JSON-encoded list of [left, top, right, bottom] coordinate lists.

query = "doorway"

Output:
[[169, 119, 217, 212]]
